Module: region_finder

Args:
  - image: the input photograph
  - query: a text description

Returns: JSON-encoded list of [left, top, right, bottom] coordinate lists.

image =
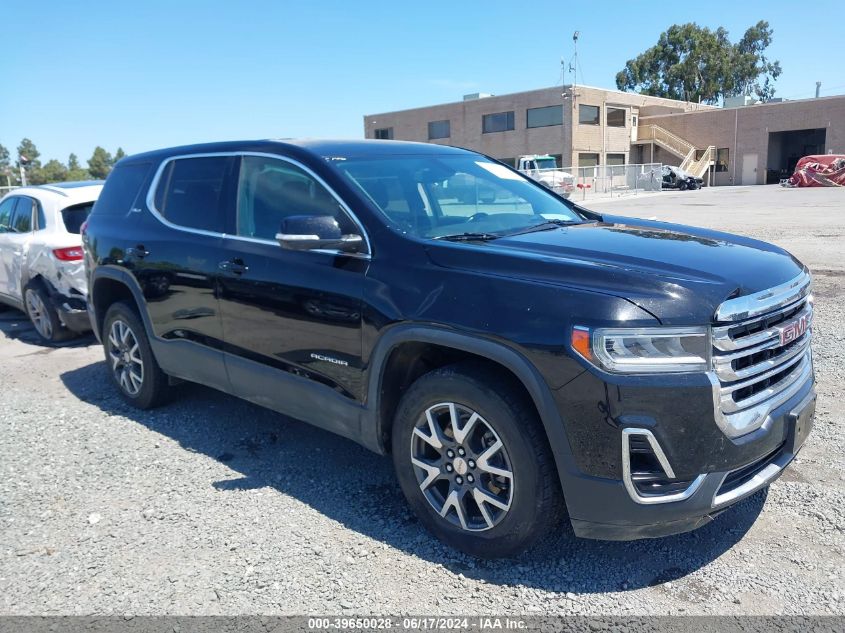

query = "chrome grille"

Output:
[[710, 272, 814, 438]]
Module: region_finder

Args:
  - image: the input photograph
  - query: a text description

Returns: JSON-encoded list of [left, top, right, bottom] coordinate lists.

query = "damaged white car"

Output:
[[0, 181, 103, 342]]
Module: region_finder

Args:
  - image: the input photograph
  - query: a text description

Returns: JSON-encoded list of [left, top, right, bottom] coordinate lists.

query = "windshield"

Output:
[[535, 157, 557, 170], [332, 155, 583, 239]]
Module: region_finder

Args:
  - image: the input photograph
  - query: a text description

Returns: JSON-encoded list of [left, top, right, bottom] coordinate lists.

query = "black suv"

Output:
[[83, 140, 815, 557]]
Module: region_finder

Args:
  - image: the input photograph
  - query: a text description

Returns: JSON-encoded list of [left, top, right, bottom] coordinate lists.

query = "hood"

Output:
[[425, 216, 805, 324]]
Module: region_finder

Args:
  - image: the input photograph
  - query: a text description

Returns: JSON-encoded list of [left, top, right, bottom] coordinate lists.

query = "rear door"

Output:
[[129, 154, 236, 392]]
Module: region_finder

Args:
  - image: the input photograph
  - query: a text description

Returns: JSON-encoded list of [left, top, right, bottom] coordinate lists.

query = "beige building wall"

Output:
[[363, 85, 708, 168], [640, 95, 845, 185]]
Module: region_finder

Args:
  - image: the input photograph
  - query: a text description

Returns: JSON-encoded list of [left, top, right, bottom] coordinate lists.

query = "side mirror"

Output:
[[276, 215, 364, 253]]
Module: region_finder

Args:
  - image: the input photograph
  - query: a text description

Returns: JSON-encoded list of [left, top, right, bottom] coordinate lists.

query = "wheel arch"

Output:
[[89, 267, 153, 342], [363, 325, 580, 496]]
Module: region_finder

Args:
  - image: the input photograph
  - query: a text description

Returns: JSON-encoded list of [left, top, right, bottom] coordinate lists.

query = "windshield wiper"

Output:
[[434, 232, 502, 242]]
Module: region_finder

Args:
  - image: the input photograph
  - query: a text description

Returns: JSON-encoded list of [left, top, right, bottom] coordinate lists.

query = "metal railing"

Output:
[[521, 163, 664, 201], [0, 185, 19, 196], [638, 125, 695, 159]]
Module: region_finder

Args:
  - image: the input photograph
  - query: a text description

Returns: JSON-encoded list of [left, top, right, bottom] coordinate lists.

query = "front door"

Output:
[[742, 153, 758, 185], [0, 196, 17, 298], [0, 197, 35, 302], [217, 154, 368, 419]]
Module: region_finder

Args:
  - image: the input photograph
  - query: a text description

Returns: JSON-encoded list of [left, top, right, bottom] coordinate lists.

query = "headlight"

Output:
[[571, 326, 709, 374]]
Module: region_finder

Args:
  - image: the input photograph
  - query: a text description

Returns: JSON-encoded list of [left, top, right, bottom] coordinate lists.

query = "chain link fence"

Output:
[[521, 163, 663, 202]]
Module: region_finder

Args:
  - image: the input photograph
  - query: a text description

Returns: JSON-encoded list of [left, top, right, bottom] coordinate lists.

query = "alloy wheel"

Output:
[[25, 289, 53, 340], [410, 402, 514, 531], [108, 319, 144, 396]]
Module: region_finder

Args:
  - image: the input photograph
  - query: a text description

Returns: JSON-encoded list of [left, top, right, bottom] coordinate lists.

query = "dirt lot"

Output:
[[0, 185, 842, 615]]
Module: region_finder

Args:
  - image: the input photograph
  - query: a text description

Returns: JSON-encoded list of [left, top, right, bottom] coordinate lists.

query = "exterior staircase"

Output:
[[635, 125, 715, 180]]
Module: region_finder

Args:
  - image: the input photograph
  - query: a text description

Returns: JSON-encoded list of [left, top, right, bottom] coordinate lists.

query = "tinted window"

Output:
[[236, 155, 356, 241], [374, 128, 393, 140], [0, 198, 15, 232], [607, 107, 626, 127], [716, 148, 729, 172], [578, 105, 600, 125], [156, 157, 230, 233], [61, 202, 95, 234], [428, 120, 450, 139], [482, 111, 515, 134], [527, 105, 563, 128], [95, 163, 151, 215], [11, 198, 34, 233], [578, 153, 599, 167], [606, 153, 626, 166]]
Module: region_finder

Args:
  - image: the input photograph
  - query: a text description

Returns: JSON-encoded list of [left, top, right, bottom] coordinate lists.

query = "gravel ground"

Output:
[[0, 186, 843, 616]]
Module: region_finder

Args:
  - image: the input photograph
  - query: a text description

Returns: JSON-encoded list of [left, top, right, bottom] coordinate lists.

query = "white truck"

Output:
[[517, 155, 574, 199]]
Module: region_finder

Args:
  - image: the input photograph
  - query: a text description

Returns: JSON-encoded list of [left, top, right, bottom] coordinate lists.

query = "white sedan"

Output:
[[0, 181, 103, 343]]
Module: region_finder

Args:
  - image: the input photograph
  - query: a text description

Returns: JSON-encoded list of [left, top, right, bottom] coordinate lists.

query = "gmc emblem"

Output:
[[780, 314, 809, 345]]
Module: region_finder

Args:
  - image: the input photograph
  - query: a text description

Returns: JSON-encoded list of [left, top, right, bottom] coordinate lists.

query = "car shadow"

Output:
[[0, 307, 95, 348], [59, 360, 765, 594]]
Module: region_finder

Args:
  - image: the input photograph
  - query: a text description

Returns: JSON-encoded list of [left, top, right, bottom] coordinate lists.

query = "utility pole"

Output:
[[18, 155, 29, 187]]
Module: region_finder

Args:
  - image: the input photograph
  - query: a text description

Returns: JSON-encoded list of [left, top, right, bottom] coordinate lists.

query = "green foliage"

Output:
[[0, 139, 119, 184], [39, 159, 69, 184], [616, 21, 782, 104], [88, 146, 113, 179], [17, 138, 42, 171]]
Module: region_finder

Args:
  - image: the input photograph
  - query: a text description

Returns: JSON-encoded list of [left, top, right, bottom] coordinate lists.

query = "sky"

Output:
[[2, 0, 842, 165]]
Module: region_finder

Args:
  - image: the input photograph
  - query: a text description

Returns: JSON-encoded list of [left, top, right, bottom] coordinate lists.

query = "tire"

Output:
[[24, 282, 73, 344], [678, 180, 688, 191], [392, 362, 564, 558], [102, 301, 171, 409]]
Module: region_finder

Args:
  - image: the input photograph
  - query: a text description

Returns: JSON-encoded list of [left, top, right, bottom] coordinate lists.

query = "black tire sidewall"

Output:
[[392, 370, 546, 558], [24, 282, 68, 344], [102, 302, 161, 409]]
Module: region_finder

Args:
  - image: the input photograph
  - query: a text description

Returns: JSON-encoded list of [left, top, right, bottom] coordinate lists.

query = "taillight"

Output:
[[53, 247, 85, 261]]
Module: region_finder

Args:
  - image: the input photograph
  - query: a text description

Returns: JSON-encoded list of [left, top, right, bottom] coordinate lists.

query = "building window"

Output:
[[427, 120, 450, 140], [606, 153, 626, 166], [374, 127, 393, 140], [578, 153, 600, 167], [578, 105, 600, 125], [526, 105, 563, 128], [482, 111, 515, 134], [606, 107, 626, 127], [716, 148, 729, 172]]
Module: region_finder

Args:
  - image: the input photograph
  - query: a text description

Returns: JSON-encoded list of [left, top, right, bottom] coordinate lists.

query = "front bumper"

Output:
[[565, 380, 815, 540]]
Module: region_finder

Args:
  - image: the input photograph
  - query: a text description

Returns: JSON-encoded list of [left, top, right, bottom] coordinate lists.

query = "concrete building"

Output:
[[364, 85, 845, 185], [636, 95, 845, 185], [364, 85, 710, 169]]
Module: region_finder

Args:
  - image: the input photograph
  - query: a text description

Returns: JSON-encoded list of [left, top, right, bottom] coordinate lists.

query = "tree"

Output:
[[40, 159, 69, 184], [0, 144, 12, 187], [16, 138, 42, 183], [616, 21, 782, 104], [88, 146, 113, 179], [113, 147, 126, 165], [66, 153, 89, 181]]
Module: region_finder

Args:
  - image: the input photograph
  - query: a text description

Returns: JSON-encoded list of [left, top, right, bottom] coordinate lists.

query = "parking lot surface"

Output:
[[0, 185, 843, 615]]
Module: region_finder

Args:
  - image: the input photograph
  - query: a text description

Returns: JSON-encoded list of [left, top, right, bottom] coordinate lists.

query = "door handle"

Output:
[[127, 244, 150, 258], [218, 259, 248, 274]]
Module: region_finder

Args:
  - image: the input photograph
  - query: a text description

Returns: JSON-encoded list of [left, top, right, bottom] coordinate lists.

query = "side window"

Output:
[[0, 198, 16, 232], [155, 157, 231, 233], [236, 155, 355, 240], [11, 198, 34, 233], [94, 163, 152, 216]]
